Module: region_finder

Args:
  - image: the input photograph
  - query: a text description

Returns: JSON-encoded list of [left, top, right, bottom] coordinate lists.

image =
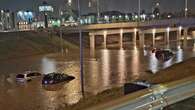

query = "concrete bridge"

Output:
[[88, 27, 189, 51], [58, 18, 195, 52], [64, 18, 195, 31]]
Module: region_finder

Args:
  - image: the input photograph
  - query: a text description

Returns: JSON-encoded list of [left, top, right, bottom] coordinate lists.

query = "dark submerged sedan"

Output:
[[42, 72, 75, 85], [155, 49, 174, 61]]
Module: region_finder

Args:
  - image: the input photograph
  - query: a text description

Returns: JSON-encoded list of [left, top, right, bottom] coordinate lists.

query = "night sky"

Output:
[[0, 0, 195, 14]]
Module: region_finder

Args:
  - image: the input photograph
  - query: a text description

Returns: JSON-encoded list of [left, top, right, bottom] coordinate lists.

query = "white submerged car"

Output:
[[16, 71, 42, 83]]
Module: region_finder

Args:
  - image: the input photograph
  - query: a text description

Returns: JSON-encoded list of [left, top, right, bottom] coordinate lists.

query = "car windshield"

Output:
[[27, 73, 34, 77], [44, 73, 67, 80], [27, 72, 41, 77], [44, 73, 55, 79], [16, 74, 24, 78], [55, 74, 62, 80]]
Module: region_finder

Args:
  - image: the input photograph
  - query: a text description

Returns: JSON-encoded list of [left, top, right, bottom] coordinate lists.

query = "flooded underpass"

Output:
[[0, 42, 195, 110]]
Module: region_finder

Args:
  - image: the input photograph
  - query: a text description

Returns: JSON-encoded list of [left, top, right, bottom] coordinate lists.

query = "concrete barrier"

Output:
[[88, 76, 195, 110]]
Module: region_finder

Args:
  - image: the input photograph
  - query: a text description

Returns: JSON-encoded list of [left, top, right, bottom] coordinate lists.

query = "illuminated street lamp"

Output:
[[152, 28, 156, 47], [178, 26, 182, 49], [68, 0, 72, 6], [185, 0, 188, 18]]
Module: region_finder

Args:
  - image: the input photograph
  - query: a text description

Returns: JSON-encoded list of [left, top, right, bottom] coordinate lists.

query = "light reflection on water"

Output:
[[149, 53, 159, 73], [41, 57, 57, 74], [163, 58, 173, 69], [62, 63, 82, 105], [131, 48, 141, 79], [176, 49, 183, 63], [101, 49, 111, 88], [118, 49, 126, 84], [87, 57, 99, 94], [1, 44, 195, 110], [41, 62, 82, 109]]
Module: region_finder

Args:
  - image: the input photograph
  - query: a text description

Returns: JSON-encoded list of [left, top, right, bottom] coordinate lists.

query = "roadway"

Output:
[[87, 76, 195, 110]]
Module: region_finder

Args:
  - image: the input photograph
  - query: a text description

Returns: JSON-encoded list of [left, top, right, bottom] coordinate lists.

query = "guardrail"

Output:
[[88, 76, 195, 110]]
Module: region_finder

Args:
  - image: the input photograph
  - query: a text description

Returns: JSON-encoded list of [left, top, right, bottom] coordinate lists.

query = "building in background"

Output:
[[16, 10, 35, 30], [17, 11, 34, 23], [38, 1, 54, 28], [60, 0, 78, 26], [0, 10, 4, 30], [32, 0, 62, 29], [152, 0, 160, 19], [0, 9, 16, 31]]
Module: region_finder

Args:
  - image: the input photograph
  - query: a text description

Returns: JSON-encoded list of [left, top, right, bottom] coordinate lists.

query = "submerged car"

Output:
[[124, 80, 153, 95], [26, 71, 42, 78], [155, 49, 174, 61], [133, 80, 152, 87], [151, 48, 157, 53], [16, 71, 42, 83], [42, 73, 75, 85]]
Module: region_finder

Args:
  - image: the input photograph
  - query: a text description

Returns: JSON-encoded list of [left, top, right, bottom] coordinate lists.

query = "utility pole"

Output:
[[97, 0, 100, 23], [138, 0, 141, 22], [60, 28, 64, 54], [77, 0, 85, 97]]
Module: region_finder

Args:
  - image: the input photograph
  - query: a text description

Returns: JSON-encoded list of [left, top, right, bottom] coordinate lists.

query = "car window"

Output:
[[57, 74, 61, 80], [44, 74, 52, 80], [60, 75, 63, 80], [27, 73, 33, 77], [16, 74, 24, 78]]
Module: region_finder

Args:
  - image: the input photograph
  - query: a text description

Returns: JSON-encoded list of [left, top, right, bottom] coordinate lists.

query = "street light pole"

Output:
[[97, 0, 100, 23], [77, 0, 85, 97], [60, 27, 64, 54], [138, 0, 141, 22], [185, 0, 188, 18]]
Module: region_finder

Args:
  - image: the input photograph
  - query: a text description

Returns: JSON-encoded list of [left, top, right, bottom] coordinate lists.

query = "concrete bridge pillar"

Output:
[[139, 31, 145, 48], [119, 30, 123, 49], [89, 34, 96, 57], [152, 31, 156, 47], [90, 34, 95, 50], [192, 31, 195, 50], [177, 28, 182, 48], [133, 29, 137, 47], [183, 28, 188, 49], [90, 47, 96, 58], [103, 32, 107, 49], [166, 29, 170, 49], [166, 29, 170, 45]]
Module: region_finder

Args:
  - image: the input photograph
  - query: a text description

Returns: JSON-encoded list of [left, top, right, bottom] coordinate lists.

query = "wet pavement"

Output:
[[167, 97, 195, 110], [0, 43, 195, 110]]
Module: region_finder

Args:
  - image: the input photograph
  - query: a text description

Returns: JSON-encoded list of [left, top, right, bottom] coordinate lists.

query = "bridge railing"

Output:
[[80, 15, 195, 25], [87, 76, 195, 110], [64, 17, 195, 31]]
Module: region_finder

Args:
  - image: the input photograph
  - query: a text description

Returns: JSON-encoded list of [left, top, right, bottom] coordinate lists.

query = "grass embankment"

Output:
[[60, 57, 195, 110], [0, 31, 78, 60]]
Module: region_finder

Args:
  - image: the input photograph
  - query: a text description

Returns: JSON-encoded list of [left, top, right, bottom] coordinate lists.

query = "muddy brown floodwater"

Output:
[[1, 42, 195, 110]]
